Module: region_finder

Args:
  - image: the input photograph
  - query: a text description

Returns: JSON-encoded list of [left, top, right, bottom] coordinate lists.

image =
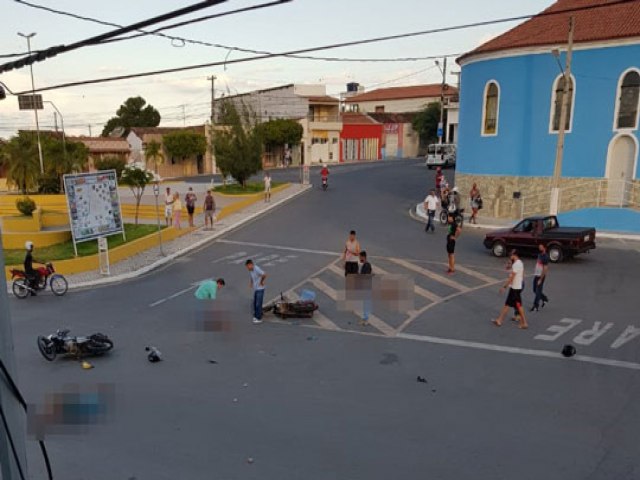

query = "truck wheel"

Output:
[[548, 245, 563, 263], [492, 241, 506, 258]]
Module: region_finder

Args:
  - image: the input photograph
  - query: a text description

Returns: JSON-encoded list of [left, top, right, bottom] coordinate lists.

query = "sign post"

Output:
[[303, 165, 310, 185], [98, 237, 110, 275], [63, 170, 124, 261]]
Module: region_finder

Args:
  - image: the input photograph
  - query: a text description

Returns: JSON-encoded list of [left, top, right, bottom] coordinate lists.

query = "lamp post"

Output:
[[549, 17, 575, 215], [152, 182, 165, 256], [18, 32, 44, 175], [44, 100, 67, 164], [435, 57, 448, 144]]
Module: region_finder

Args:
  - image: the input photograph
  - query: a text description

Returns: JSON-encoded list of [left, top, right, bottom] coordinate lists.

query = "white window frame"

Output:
[[612, 67, 640, 132], [480, 80, 500, 137], [549, 73, 576, 134]]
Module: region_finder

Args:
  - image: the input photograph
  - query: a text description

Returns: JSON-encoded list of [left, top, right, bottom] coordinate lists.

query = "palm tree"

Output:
[[144, 140, 163, 174], [4, 133, 40, 194]]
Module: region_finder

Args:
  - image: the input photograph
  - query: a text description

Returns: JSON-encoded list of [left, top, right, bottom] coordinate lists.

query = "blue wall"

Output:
[[458, 44, 640, 178]]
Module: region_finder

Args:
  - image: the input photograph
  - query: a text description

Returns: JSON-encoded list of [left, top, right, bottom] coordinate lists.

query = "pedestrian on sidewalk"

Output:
[[423, 189, 439, 233], [185, 187, 198, 227], [172, 192, 182, 229], [343, 230, 361, 276], [469, 183, 481, 224], [531, 243, 550, 312], [358, 251, 373, 326], [203, 190, 216, 230], [164, 187, 173, 227], [492, 250, 528, 329], [245, 259, 267, 324], [435, 167, 444, 193], [446, 214, 461, 274], [264, 172, 272, 203]]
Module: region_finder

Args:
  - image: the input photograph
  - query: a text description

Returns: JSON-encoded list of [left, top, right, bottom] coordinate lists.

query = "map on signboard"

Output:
[[63, 170, 123, 243]]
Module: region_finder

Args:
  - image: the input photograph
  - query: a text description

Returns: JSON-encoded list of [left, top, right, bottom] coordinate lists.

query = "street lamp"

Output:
[[18, 32, 45, 175], [435, 58, 448, 145], [44, 100, 67, 165], [152, 182, 165, 256]]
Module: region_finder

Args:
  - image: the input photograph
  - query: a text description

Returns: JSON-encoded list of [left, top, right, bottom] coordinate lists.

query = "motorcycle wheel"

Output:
[[85, 338, 114, 356], [37, 336, 57, 361], [439, 210, 448, 225], [12, 278, 30, 299], [50, 274, 68, 296], [455, 214, 464, 227]]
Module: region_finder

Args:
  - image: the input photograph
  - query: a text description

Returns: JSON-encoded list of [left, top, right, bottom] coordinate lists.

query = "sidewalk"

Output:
[[410, 203, 640, 241], [21, 184, 311, 290]]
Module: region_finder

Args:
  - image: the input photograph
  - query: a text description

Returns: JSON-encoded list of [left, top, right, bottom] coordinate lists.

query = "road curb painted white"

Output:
[[34, 185, 312, 292], [409, 204, 640, 241]]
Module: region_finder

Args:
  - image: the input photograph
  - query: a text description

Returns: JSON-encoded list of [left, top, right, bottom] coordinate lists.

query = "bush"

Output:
[[38, 173, 61, 194], [16, 196, 37, 216], [95, 156, 127, 177]]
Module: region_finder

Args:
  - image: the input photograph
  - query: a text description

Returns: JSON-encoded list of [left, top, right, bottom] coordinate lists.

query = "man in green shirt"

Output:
[[194, 278, 225, 300]]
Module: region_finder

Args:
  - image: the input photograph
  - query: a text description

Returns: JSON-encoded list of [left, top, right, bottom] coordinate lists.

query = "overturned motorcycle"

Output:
[[263, 291, 319, 319], [37, 329, 114, 361]]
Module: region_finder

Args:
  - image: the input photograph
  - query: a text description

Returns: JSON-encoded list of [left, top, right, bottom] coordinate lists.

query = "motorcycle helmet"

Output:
[[452, 187, 459, 193], [25, 240, 34, 250]]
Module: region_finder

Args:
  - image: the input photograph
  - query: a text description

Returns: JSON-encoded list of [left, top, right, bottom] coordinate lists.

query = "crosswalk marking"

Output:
[[327, 263, 442, 303], [285, 290, 341, 331], [389, 258, 470, 292], [308, 277, 340, 301], [453, 265, 500, 284]]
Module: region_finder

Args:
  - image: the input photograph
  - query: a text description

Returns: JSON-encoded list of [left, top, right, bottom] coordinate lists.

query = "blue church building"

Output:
[[456, 0, 640, 221]]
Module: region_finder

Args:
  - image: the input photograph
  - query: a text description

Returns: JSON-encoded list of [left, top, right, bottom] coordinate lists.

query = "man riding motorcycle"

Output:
[[320, 164, 329, 188], [24, 241, 43, 296]]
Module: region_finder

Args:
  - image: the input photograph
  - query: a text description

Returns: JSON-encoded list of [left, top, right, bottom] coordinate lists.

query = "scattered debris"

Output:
[[233, 398, 238, 403], [242, 383, 249, 388], [208, 359, 218, 364], [81, 361, 93, 370], [247, 457, 254, 464], [561, 344, 577, 357], [432, 389, 437, 393], [416, 376, 427, 384], [306, 336, 319, 341], [145, 346, 162, 363]]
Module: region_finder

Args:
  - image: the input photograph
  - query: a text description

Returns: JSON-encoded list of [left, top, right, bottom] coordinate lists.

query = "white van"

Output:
[[426, 144, 457, 169]]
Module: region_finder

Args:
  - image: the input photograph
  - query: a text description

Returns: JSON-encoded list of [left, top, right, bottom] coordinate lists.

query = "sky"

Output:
[[0, 0, 553, 137]]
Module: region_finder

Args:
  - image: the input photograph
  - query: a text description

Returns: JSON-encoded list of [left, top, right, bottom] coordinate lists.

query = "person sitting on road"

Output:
[[24, 241, 42, 296]]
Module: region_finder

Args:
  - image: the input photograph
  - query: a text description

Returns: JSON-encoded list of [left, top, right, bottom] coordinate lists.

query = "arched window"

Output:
[[482, 81, 499, 135], [551, 74, 575, 132], [616, 70, 640, 130]]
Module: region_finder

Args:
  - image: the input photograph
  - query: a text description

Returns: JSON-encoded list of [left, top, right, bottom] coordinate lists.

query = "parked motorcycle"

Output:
[[439, 207, 465, 227], [264, 292, 319, 319], [37, 329, 114, 361], [11, 262, 68, 299]]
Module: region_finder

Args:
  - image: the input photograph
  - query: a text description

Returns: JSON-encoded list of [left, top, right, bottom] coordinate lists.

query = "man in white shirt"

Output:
[[264, 172, 272, 203], [423, 189, 439, 233], [164, 187, 173, 227], [492, 250, 528, 329]]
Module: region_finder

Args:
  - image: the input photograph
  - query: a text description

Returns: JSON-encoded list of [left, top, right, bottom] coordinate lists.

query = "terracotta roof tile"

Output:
[[305, 95, 340, 104], [340, 113, 381, 125], [344, 84, 458, 103], [459, 0, 640, 63], [368, 112, 418, 123]]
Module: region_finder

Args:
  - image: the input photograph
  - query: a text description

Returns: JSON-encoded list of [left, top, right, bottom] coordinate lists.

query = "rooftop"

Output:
[[344, 84, 458, 103], [340, 113, 380, 125], [129, 126, 206, 137], [459, 0, 640, 63]]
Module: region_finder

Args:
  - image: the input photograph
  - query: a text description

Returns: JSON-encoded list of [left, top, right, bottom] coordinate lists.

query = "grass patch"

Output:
[[213, 181, 283, 195], [3, 223, 163, 266]]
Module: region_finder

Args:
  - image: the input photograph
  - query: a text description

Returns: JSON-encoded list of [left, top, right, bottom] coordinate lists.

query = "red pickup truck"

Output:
[[483, 215, 596, 263]]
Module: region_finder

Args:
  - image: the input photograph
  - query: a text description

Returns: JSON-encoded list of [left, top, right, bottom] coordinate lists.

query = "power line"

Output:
[[8, 0, 639, 95], [13, 0, 461, 63]]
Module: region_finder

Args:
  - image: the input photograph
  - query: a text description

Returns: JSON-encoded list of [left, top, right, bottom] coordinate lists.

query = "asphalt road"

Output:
[[7, 160, 640, 480]]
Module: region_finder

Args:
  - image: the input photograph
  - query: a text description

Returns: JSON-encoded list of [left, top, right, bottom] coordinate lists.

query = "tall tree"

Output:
[[412, 102, 445, 147], [102, 96, 161, 137], [144, 140, 163, 174], [258, 119, 303, 147], [212, 99, 262, 187], [163, 131, 206, 162], [120, 165, 154, 225], [42, 137, 89, 192], [2, 132, 41, 193]]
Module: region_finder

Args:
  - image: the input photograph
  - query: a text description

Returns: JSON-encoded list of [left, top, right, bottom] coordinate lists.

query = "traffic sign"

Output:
[[17, 94, 43, 110]]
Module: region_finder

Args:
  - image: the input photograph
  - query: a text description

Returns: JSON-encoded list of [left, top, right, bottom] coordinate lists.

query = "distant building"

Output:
[[217, 84, 342, 166], [344, 84, 460, 144], [127, 126, 213, 178], [71, 136, 131, 172], [339, 113, 383, 162], [456, 0, 640, 217], [368, 113, 420, 159]]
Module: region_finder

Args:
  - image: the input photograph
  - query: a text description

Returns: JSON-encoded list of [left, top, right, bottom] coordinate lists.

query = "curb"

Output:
[[409, 206, 640, 241], [49, 185, 312, 291]]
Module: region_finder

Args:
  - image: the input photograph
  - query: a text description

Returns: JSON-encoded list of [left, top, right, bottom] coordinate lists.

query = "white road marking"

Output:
[[228, 253, 263, 265], [535, 318, 582, 342], [308, 277, 339, 301], [397, 332, 640, 372], [149, 283, 201, 308], [285, 291, 341, 331], [389, 258, 470, 292], [211, 251, 247, 264], [611, 326, 640, 349], [453, 265, 500, 284], [217, 239, 337, 256]]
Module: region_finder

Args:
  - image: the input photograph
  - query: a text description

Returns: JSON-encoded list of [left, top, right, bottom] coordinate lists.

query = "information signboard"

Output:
[[63, 170, 124, 246]]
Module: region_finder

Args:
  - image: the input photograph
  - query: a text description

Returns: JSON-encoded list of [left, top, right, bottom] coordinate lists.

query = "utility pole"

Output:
[[53, 111, 58, 132], [207, 75, 217, 124], [550, 16, 575, 215], [46, 101, 67, 166], [0, 228, 29, 479], [182, 105, 186, 127], [18, 32, 44, 174], [88, 124, 92, 136], [437, 56, 448, 145]]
